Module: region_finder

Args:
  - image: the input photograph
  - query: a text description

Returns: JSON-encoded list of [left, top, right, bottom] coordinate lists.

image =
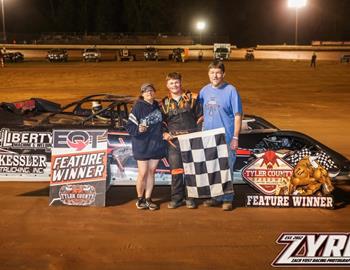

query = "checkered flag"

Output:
[[315, 151, 338, 170], [177, 128, 233, 198], [284, 148, 312, 166], [284, 148, 337, 170]]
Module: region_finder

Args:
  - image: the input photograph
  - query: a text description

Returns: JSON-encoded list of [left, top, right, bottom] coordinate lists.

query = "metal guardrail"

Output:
[[0, 44, 216, 50], [256, 45, 350, 51]]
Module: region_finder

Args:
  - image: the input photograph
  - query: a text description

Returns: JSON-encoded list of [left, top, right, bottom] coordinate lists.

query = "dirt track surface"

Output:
[[0, 60, 350, 269]]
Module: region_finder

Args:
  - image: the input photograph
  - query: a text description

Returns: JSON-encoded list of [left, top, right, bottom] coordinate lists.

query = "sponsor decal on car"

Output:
[[49, 129, 107, 207], [0, 153, 47, 174], [272, 233, 350, 266], [54, 130, 105, 151], [0, 128, 52, 151]]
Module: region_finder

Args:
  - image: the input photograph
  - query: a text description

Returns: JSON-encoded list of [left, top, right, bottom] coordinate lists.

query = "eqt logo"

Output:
[[67, 131, 89, 151], [53, 130, 106, 150], [272, 232, 350, 267]]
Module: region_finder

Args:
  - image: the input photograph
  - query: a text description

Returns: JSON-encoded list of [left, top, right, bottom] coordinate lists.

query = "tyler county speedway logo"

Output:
[[272, 233, 350, 267], [242, 151, 293, 195], [58, 184, 96, 206]]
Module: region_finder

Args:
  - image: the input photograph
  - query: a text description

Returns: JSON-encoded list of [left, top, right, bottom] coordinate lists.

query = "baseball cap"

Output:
[[140, 83, 155, 93]]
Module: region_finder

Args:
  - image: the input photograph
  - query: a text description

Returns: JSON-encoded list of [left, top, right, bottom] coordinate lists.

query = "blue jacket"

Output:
[[126, 99, 167, 160]]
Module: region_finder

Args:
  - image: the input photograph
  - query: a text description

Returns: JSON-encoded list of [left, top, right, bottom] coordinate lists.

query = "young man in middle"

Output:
[[161, 72, 203, 209]]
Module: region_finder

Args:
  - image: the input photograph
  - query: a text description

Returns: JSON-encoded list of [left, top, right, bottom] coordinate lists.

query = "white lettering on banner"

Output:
[[0, 167, 45, 174], [53, 153, 104, 169], [246, 195, 289, 207], [52, 165, 104, 181], [0, 154, 47, 167], [244, 170, 293, 178], [51, 152, 105, 182], [60, 193, 95, 200], [292, 196, 332, 208], [246, 195, 333, 208]]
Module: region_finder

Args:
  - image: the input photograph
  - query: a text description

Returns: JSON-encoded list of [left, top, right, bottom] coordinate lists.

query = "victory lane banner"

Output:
[[49, 129, 108, 207], [242, 150, 335, 208]]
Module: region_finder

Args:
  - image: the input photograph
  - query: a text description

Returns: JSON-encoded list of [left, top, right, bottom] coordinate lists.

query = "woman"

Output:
[[125, 83, 167, 210]]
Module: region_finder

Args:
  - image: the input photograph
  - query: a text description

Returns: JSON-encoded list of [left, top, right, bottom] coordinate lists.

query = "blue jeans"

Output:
[[213, 146, 235, 202]]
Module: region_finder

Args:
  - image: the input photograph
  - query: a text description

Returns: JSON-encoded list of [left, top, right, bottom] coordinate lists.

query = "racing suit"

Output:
[[161, 90, 202, 203]]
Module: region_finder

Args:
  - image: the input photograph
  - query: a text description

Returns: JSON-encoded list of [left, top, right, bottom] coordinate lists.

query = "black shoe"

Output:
[[145, 198, 159, 211], [136, 198, 147, 210], [167, 200, 184, 209], [186, 199, 197, 209]]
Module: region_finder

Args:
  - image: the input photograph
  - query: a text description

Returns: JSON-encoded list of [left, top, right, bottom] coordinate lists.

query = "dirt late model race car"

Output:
[[0, 94, 349, 200]]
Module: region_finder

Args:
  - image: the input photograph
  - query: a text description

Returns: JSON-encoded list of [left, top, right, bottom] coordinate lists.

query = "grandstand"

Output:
[[37, 32, 195, 45]]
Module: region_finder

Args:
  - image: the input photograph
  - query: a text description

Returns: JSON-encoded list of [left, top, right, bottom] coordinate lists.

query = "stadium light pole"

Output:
[[1, 0, 6, 43], [196, 21, 206, 45], [288, 0, 307, 45]]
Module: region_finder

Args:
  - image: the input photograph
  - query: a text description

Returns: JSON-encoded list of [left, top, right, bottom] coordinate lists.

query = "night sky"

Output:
[[2, 0, 350, 46]]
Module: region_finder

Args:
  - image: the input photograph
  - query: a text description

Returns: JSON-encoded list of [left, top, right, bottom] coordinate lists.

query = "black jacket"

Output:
[[125, 99, 167, 160], [161, 90, 202, 134]]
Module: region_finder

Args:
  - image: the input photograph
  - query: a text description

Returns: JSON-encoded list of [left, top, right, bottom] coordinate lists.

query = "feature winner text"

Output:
[[246, 194, 333, 208], [52, 152, 105, 182]]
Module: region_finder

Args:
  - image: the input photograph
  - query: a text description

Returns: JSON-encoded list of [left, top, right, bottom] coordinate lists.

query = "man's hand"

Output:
[[163, 132, 173, 141], [196, 116, 204, 125], [163, 132, 177, 148], [230, 137, 239, 151]]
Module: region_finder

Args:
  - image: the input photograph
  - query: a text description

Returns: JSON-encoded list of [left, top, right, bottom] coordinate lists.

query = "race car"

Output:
[[144, 47, 158, 61], [3, 51, 24, 63], [47, 49, 68, 62], [169, 48, 185, 62], [0, 94, 349, 190], [82, 48, 101, 62]]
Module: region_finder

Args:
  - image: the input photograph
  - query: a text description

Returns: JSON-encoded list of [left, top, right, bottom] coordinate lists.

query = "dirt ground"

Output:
[[0, 60, 350, 270]]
